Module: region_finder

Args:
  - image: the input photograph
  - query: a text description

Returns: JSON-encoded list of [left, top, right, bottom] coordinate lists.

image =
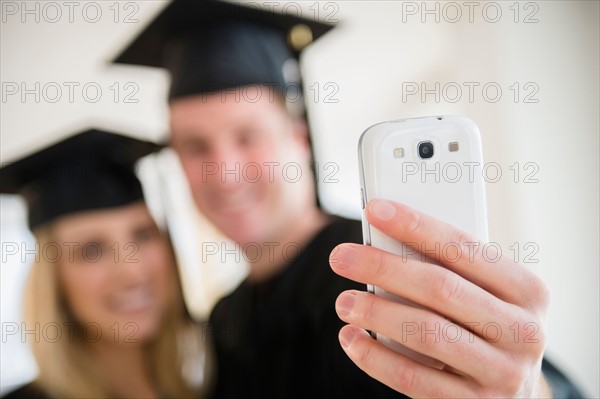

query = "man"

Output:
[[114, 1, 582, 397]]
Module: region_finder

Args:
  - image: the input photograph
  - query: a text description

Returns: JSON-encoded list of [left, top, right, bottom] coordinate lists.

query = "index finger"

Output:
[[365, 199, 548, 308]]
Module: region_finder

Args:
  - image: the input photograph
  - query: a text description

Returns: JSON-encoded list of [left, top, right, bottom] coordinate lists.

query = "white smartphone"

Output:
[[357, 115, 489, 366]]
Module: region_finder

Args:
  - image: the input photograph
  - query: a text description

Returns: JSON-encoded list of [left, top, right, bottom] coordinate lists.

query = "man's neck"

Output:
[[246, 208, 330, 283]]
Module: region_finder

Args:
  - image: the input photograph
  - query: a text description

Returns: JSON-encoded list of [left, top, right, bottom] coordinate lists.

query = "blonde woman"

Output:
[[1, 130, 208, 398]]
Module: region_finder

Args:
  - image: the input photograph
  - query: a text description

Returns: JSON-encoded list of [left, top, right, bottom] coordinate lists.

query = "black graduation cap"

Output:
[[112, 0, 335, 100], [0, 130, 161, 229]]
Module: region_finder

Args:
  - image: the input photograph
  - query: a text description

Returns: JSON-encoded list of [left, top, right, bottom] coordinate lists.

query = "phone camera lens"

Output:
[[418, 141, 434, 159]]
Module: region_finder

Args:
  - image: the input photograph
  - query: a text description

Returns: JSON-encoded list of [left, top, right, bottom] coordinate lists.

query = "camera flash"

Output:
[[393, 148, 404, 158], [449, 142, 459, 152]]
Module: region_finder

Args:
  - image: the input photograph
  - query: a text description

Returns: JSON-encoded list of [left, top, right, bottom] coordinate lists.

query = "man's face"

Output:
[[170, 88, 312, 245]]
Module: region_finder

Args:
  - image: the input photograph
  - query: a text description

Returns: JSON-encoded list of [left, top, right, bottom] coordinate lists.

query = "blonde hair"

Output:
[[24, 225, 210, 398]]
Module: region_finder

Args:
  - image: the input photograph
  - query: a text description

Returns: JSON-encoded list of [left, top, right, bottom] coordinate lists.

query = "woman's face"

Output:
[[52, 202, 175, 344]]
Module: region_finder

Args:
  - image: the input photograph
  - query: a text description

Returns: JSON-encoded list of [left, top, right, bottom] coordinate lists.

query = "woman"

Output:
[[1, 130, 208, 398]]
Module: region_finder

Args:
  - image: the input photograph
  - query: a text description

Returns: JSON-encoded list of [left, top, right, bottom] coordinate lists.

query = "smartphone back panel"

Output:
[[357, 116, 489, 365]]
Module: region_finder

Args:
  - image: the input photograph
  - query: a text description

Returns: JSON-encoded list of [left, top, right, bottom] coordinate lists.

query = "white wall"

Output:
[[305, 3, 599, 396], [1, 1, 598, 397]]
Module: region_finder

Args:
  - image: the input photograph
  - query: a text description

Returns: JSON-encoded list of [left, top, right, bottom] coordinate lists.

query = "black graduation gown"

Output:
[[209, 216, 400, 398], [2, 383, 50, 399], [209, 216, 584, 399]]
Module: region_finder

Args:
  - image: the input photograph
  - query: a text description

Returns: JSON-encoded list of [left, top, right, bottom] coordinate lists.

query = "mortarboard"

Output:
[[112, 0, 335, 101], [0, 130, 161, 229]]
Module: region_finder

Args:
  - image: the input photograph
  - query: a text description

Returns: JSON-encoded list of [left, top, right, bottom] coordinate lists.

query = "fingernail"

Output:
[[370, 199, 396, 221], [330, 245, 357, 269], [339, 326, 357, 349], [336, 292, 356, 317]]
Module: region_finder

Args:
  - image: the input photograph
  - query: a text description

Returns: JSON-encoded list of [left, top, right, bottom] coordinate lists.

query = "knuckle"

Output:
[[371, 249, 395, 283], [355, 336, 376, 369], [431, 270, 465, 305], [371, 250, 387, 278], [528, 274, 551, 309], [418, 318, 446, 353], [475, 385, 500, 398], [403, 207, 423, 235], [352, 293, 377, 324], [522, 321, 546, 355], [504, 310, 546, 355], [391, 363, 417, 392], [498, 362, 528, 395], [450, 229, 482, 264], [533, 323, 547, 349], [449, 227, 474, 247]]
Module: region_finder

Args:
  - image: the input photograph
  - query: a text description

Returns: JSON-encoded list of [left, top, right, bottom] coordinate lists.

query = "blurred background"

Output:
[[1, 0, 598, 397]]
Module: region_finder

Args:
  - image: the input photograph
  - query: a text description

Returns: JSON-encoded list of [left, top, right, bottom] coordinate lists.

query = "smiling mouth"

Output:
[[211, 188, 261, 216], [109, 286, 154, 315]]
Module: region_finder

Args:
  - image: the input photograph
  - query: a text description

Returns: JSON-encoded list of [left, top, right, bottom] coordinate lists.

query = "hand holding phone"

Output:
[[328, 116, 551, 397], [358, 116, 488, 366]]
